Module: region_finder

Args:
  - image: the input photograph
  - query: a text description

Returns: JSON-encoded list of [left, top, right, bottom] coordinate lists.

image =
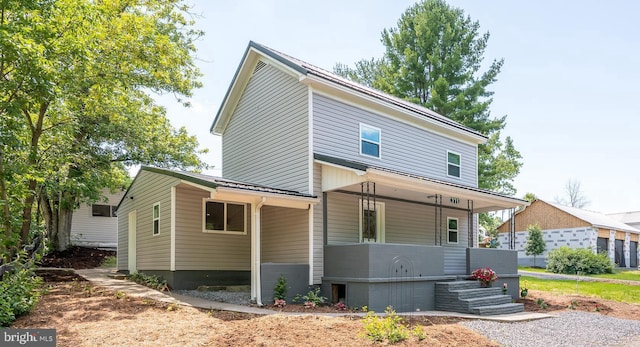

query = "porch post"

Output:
[[467, 200, 473, 248], [509, 208, 516, 250], [251, 197, 266, 305]]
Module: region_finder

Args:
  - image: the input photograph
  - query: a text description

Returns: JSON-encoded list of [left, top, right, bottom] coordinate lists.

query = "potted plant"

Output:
[[470, 267, 498, 287]]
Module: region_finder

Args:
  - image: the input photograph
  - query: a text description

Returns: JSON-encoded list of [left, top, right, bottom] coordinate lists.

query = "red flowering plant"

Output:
[[470, 267, 498, 287]]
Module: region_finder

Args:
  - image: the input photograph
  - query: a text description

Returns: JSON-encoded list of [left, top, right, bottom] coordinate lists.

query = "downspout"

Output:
[[254, 197, 266, 306]]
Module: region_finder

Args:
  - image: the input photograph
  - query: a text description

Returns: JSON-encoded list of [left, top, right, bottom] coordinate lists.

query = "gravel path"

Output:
[[174, 289, 251, 305], [461, 311, 640, 347]]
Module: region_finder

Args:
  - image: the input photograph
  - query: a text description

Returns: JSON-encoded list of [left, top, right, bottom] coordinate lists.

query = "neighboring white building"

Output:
[[71, 188, 125, 249]]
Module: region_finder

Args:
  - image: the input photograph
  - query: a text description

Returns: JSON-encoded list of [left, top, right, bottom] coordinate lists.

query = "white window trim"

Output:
[[447, 217, 459, 244], [358, 199, 385, 243], [359, 123, 382, 159], [202, 199, 247, 235], [152, 202, 160, 236], [446, 150, 461, 179]]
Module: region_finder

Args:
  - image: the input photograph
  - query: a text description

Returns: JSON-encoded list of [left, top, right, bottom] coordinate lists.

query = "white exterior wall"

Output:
[[71, 189, 125, 248], [498, 227, 597, 267]]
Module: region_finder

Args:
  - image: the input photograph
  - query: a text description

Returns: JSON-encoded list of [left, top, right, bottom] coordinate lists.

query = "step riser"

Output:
[[435, 280, 524, 315]]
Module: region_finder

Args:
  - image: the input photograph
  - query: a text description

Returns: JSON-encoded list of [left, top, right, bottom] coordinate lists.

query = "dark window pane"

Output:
[[449, 231, 458, 243], [448, 218, 458, 230], [92, 204, 112, 217], [448, 164, 460, 178], [205, 201, 224, 231], [362, 209, 377, 240], [153, 220, 159, 235], [448, 152, 460, 165], [361, 141, 380, 157], [227, 204, 245, 232]]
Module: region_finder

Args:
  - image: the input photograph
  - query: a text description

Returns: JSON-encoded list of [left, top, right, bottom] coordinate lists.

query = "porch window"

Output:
[[203, 200, 246, 234], [152, 203, 160, 235], [447, 217, 458, 244], [360, 123, 381, 158], [447, 151, 461, 178], [359, 200, 385, 242]]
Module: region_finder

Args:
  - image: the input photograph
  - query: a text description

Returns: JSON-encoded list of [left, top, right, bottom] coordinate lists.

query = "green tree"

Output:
[[523, 192, 537, 202], [334, 0, 522, 195], [525, 224, 546, 267], [0, 0, 206, 255]]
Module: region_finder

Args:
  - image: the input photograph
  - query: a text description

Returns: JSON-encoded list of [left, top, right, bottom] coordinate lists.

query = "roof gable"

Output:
[[498, 199, 640, 233], [210, 41, 487, 143]]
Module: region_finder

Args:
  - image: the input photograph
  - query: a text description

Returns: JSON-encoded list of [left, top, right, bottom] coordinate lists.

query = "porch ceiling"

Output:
[[317, 160, 527, 213]]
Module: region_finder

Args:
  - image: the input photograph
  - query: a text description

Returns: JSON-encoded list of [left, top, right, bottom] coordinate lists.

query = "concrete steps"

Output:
[[435, 281, 524, 316]]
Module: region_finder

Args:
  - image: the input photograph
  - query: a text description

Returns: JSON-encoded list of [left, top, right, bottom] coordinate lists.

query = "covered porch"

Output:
[[315, 155, 527, 311]]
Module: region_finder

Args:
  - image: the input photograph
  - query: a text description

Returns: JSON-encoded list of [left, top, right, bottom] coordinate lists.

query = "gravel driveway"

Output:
[[461, 311, 640, 347]]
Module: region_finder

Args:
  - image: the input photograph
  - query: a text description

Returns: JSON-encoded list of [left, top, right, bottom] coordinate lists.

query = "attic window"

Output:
[[253, 60, 267, 75]]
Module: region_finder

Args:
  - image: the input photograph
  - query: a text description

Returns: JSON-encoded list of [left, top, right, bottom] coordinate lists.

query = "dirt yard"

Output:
[[11, 248, 640, 346]]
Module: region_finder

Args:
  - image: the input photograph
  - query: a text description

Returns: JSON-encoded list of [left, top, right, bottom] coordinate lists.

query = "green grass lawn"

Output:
[[520, 276, 640, 304], [519, 266, 640, 281]]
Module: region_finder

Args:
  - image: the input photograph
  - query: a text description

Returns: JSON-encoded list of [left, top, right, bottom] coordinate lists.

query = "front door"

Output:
[[359, 200, 385, 243], [128, 210, 137, 273]]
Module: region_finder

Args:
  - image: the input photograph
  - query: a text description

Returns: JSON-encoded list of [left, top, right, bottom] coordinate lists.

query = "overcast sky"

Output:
[[156, 0, 640, 214]]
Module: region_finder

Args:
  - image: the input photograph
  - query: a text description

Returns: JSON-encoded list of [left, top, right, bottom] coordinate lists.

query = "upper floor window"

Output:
[[203, 200, 246, 234], [447, 217, 458, 244], [360, 123, 381, 158], [447, 151, 461, 178], [152, 203, 160, 235]]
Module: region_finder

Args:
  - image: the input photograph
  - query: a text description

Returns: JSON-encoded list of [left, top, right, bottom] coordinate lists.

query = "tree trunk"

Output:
[[0, 147, 11, 240], [56, 208, 73, 251], [40, 192, 73, 251]]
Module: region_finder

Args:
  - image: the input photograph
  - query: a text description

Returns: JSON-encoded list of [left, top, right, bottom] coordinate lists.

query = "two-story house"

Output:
[[116, 41, 527, 314]]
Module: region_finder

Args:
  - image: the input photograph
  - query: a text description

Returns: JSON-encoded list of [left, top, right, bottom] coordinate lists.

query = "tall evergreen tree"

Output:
[[334, 0, 522, 195]]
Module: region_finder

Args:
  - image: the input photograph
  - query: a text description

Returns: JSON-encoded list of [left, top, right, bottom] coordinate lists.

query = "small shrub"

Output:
[[127, 272, 168, 291], [293, 287, 326, 307], [412, 325, 427, 341], [361, 306, 409, 343], [546, 247, 614, 275], [114, 291, 126, 299], [100, 255, 117, 268], [536, 298, 548, 309], [0, 267, 43, 326], [502, 283, 508, 295], [520, 280, 529, 298], [166, 302, 180, 311], [273, 274, 287, 301], [568, 300, 578, 310], [273, 299, 286, 308], [334, 302, 348, 311]]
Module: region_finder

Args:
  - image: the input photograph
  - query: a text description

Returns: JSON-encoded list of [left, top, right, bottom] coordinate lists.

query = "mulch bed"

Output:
[[40, 246, 115, 269]]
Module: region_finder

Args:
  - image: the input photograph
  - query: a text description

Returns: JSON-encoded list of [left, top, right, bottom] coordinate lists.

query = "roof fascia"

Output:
[[210, 41, 308, 135], [301, 74, 487, 145]]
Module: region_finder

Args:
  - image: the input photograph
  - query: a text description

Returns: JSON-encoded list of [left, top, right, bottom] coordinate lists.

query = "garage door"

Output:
[[597, 238, 608, 254], [615, 239, 625, 267], [631, 241, 638, 268]]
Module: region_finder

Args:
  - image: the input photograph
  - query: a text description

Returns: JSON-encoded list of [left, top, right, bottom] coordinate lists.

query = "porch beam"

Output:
[[334, 190, 470, 212]]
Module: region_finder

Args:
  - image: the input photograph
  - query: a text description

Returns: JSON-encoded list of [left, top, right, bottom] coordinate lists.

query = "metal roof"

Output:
[[542, 200, 640, 233]]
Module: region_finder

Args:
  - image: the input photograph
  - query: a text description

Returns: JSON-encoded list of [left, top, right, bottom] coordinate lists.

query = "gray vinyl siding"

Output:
[[261, 206, 308, 263], [116, 170, 179, 271], [442, 208, 470, 275], [174, 185, 251, 271], [326, 192, 359, 244], [385, 201, 434, 245], [313, 94, 477, 186], [312, 163, 323, 283], [222, 63, 309, 193]]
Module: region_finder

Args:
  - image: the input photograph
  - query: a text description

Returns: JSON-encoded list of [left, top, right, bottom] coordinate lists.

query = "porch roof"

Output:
[[314, 154, 528, 213], [118, 166, 318, 210]]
